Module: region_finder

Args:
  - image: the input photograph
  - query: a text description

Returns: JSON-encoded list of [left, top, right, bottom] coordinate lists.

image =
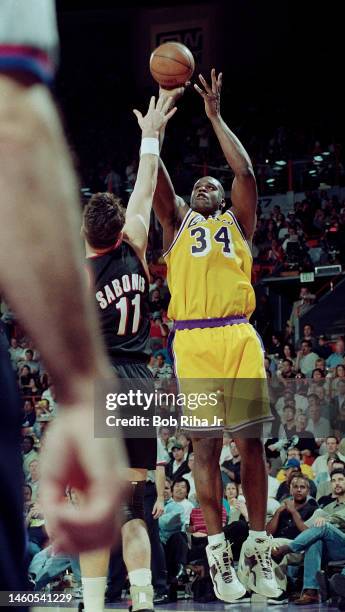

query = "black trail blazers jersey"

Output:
[[87, 241, 151, 361]]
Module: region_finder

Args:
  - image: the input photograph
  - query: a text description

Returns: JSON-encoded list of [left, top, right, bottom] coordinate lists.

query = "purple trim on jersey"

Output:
[[173, 315, 249, 331], [0, 45, 55, 84]]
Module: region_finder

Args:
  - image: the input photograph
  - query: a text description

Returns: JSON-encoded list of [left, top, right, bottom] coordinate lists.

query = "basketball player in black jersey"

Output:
[[80, 95, 176, 612]]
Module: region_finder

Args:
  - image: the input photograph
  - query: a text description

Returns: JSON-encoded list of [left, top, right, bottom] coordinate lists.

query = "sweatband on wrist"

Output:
[[140, 137, 159, 157]]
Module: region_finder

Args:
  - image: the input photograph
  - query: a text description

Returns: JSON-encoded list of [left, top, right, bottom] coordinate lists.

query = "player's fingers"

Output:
[[133, 109, 143, 123], [194, 83, 206, 98], [198, 73, 212, 94], [217, 72, 223, 92], [162, 97, 173, 114], [163, 106, 177, 123], [148, 95, 156, 112], [211, 68, 217, 93]]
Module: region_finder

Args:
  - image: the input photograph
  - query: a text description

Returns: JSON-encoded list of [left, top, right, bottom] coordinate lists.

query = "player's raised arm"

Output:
[[153, 86, 190, 251], [195, 69, 257, 239], [123, 94, 177, 255]]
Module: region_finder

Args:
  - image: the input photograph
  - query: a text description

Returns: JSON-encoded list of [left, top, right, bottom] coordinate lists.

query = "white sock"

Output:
[[81, 576, 107, 612], [249, 530, 267, 539], [128, 568, 152, 587], [208, 532, 226, 546]]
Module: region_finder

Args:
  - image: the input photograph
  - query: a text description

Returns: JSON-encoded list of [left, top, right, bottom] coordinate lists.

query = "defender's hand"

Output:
[[133, 95, 177, 137]]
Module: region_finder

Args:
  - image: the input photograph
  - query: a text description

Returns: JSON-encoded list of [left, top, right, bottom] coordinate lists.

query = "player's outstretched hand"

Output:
[[194, 68, 222, 120], [159, 83, 189, 107], [133, 95, 177, 136], [39, 402, 128, 554]]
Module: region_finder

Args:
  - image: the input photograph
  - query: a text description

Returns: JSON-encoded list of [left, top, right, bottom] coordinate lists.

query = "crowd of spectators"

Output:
[[2, 289, 345, 603]]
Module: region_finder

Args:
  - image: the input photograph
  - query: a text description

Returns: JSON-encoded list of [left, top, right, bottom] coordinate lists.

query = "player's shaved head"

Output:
[[190, 176, 225, 214]]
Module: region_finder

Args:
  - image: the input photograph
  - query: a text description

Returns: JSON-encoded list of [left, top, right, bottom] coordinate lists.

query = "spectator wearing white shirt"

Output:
[[41, 384, 58, 417], [307, 394, 330, 439], [295, 340, 319, 377], [171, 478, 194, 526], [266, 459, 279, 499], [219, 431, 232, 465], [313, 436, 345, 478]]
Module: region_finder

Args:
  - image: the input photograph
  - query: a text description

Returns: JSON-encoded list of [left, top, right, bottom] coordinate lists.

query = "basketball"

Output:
[[150, 42, 195, 89]]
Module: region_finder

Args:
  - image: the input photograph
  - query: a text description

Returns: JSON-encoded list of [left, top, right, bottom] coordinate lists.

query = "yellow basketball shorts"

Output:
[[171, 322, 272, 434]]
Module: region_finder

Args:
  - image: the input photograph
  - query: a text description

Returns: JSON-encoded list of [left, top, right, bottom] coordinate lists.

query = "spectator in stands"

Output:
[[277, 359, 296, 386], [149, 289, 164, 315], [326, 337, 345, 370], [290, 287, 316, 343], [18, 348, 41, 376], [27, 458, 40, 501], [223, 482, 249, 524], [165, 443, 190, 480], [267, 333, 284, 358], [267, 474, 317, 539], [8, 337, 23, 368], [41, 383, 58, 416], [307, 394, 330, 438], [276, 460, 316, 501], [153, 354, 173, 382], [272, 469, 345, 605], [313, 436, 345, 478], [315, 357, 327, 373], [282, 343, 296, 366], [311, 369, 326, 385], [331, 381, 345, 436], [282, 226, 299, 252], [22, 435, 38, 481], [220, 440, 241, 485], [316, 335, 332, 360], [278, 402, 297, 439], [267, 459, 279, 499], [275, 388, 308, 420], [295, 340, 319, 377], [150, 313, 167, 352], [328, 364, 345, 397], [316, 458, 345, 501], [150, 276, 169, 310], [159, 479, 188, 585], [27, 377, 42, 400], [158, 426, 172, 459], [276, 448, 315, 483], [22, 399, 36, 431], [176, 433, 191, 459], [219, 432, 232, 465], [19, 365, 32, 394], [25, 498, 47, 561], [183, 453, 196, 501], [23, 484, 33, 518], [294, 413, 318, 460], [171, 479, 194, 526], [301, 324, 318, 351]]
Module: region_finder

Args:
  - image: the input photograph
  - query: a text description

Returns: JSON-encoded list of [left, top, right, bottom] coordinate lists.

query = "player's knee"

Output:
[[122, 481, 146, 524]]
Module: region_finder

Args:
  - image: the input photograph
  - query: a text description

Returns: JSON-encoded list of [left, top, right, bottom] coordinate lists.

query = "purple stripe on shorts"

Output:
[[173, 315, 249, 331]]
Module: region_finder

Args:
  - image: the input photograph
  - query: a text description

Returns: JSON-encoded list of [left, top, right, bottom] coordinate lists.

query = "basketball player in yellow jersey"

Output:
[[153, 70, 281, 603]]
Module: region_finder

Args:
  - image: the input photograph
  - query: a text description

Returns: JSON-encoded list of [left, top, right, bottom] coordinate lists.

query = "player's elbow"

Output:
[[235, 165, 255, 181]]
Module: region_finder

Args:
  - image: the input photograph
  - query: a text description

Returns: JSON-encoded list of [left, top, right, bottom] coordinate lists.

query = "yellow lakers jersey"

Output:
[[164, 208, 256, 320]]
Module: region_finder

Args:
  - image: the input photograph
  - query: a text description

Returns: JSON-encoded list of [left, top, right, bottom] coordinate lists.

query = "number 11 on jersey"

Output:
[[115, 294, 141, 335]]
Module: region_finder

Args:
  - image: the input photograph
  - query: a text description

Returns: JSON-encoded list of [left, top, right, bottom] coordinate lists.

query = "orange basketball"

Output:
[[150, 42, 195, 89]]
